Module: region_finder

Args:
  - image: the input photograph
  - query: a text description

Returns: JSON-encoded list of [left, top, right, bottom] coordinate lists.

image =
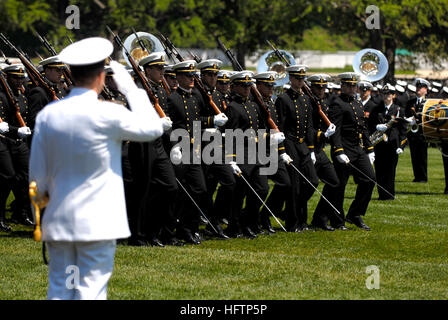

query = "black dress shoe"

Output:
[[149, 238, 165, 247], [263, 225, 276, 234], [11, 214, 34, 226], [242, 226, 257, 239], [346, 216, 371, 231], [194, 232, 204, 242], [183, 233, 201, 245], [334, 225, 350, 231], [251, 225, 265, 235], [127, 238, 148, 247], [0, 220, 12, 232], [163, 237, 185, 246], [199, 216, 209, 225], [204, 226, 230, 239], [311, 223, 335, 231]]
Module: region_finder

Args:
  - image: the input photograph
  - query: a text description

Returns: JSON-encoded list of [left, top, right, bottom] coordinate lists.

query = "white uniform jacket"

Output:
[[29, 87, 164, 241]]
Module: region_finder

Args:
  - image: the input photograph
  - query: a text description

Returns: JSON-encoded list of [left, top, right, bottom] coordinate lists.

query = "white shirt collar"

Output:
[[69, 87, 99, 99], [361, 95, 371, 105], [178, 85, 192, 94]]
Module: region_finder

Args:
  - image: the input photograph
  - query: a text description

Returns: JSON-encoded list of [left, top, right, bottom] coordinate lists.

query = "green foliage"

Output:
[[0, 0, 448, 73]]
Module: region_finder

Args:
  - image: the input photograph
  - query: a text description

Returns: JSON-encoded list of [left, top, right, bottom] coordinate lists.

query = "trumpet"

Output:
[[409, 107, 419, 133]]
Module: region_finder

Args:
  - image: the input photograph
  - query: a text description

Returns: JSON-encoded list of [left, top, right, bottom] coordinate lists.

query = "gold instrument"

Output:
[[29, 181, 49, 242], [369, 116, 396, 146], [122, 31, 165, 67], [352, 48, 389, 82]]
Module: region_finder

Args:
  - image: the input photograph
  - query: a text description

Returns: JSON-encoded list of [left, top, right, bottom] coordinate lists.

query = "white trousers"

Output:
[[46, 240, 116, 300]]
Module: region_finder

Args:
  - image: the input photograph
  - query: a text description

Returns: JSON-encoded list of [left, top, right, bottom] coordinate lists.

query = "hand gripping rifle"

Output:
[[0, 70, 27, 127], [107, 26, 166, 118], [158, 32, 222, 115], [132, 28, 171, 96], [266, 40, 332, 128], [0, 33, 59, 101], [35, 32, 74, 89], [216, 36, 280, 132]]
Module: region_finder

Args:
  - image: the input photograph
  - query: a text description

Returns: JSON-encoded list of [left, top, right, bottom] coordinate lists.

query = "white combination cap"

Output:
[[59, 37, 113, 66]]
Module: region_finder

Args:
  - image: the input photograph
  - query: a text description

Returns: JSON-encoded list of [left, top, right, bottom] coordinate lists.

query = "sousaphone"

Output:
[[257, 49, 296, 98], [122, 31, 165, 67], [353, 48, 389, 82]]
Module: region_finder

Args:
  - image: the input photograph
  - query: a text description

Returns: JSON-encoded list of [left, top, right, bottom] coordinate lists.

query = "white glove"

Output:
[[368, 152, 375, 165], [110, 60, 138, 96], [376, 124, 388, 132], [213, 113, 228, 127], [270, 132, 285, 145], [396, 148, 403, 155], [405, 116, 416, 126], [170, 146, 182, 164], [324, 123, 336, 138], [0, 122, 9, 134], [161, 117, 172, 132], [17, 126, 31, 138], [229, 161, 242, 176], [310, 152, 316, 165], [336, 154, 350, 164], [280, 153, 293, 165]]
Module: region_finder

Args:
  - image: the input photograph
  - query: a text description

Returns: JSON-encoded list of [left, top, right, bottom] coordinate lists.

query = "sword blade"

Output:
[[239, 174, 287, 232], [176, 178, 218, 234]]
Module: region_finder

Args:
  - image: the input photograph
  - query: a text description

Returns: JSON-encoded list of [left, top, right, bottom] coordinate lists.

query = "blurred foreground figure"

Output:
[[29, 37, 164, 300]]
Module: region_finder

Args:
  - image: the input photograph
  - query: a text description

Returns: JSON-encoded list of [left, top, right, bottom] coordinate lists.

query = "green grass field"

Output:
[[1, 147, 447, 300]]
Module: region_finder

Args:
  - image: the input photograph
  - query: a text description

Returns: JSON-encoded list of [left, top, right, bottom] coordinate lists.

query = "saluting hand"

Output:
[[110, 60, 138, 96]]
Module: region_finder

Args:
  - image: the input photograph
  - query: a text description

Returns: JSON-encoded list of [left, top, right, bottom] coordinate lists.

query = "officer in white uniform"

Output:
[[29, 37, 164, 300]]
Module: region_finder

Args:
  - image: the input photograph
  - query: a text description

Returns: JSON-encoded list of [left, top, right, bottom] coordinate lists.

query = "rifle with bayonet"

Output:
[[35, 32, 74, 88], [0, 69, 27, 127], [132, 28, 171, 96], [158, 33, 222, 115], [0, 49, 11, 65], [0, 33, 59, 101], [266, 40, 331, 128], [106, 26, 166, 118], [215, 36, 280, 132]]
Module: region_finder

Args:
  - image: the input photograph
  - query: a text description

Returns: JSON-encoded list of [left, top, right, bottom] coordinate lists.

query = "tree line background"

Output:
[[1, 0, 448, 82]]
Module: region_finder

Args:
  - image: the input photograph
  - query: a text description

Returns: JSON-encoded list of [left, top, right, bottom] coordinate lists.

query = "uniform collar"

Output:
[[69, 87, 99, 99], [178, 86, 192, 95]]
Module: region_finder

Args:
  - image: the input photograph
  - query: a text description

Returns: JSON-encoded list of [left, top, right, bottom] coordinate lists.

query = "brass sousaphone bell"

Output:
[[122, 31, 165, 67], [257, 49, 296, 98], [352, 48, 389, 82]]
